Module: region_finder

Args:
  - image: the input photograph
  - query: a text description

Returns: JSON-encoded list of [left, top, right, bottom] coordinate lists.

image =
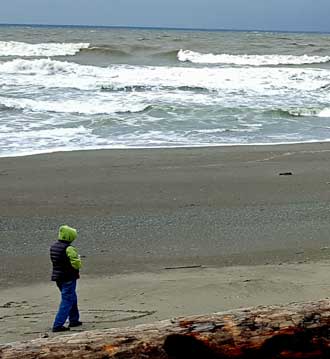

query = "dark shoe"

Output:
[[69, 321, 82, 327], [52, 326, 70, 333]]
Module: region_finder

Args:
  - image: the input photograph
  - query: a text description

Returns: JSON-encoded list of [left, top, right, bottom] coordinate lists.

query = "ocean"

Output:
[[1, 25, 330, 157]]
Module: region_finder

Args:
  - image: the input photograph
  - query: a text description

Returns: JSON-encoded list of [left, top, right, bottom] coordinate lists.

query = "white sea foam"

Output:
[[318, 108, 330, 117], [2, 58, 330, 95], [0, 125, 98, 158], [177, 49, 330, 66], [2, 58, 330, 126], [0, 58, 95, 75], [0, 96, 149, 115], [0, 58, 115, 90], [0, 41, 89, 57], [3, 31, 330, 158], [285, 107, 330, 118]]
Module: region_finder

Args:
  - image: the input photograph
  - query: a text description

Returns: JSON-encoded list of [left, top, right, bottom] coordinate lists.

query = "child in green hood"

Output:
[[50, 225, 82, 332]]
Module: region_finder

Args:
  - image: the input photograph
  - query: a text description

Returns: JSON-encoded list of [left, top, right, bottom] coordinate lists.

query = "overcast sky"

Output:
[[1, 0, 329, 33]]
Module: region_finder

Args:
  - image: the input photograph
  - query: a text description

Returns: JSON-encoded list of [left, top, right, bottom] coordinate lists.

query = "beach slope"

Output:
[[1, 143, 330, 342]]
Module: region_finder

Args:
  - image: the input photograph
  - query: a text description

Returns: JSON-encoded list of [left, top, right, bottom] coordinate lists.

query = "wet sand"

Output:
[[1, 143, 330, 343]]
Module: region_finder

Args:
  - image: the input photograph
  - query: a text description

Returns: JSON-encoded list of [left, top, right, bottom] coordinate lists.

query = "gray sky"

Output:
[[1, 0, 329, 32]]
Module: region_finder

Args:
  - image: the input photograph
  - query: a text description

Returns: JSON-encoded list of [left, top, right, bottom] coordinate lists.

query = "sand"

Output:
[[1, 143, 330, 343], [1, 262, 330, 344]]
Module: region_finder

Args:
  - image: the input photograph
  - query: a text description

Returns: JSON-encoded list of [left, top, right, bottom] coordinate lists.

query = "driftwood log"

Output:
[[2, 299, 330, 358]]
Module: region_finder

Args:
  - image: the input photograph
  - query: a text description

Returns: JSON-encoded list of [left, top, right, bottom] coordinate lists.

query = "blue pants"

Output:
[[53, 279, 80, 329]]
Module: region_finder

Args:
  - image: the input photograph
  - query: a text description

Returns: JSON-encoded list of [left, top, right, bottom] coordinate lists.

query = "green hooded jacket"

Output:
[[58, 225, 82, 270]]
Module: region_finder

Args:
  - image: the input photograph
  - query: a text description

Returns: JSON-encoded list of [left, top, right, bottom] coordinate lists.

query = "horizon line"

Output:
[[0, 22, 329, 35]]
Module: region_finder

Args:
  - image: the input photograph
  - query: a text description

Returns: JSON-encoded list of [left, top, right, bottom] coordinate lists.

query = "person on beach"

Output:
[[50, 225, 82, 332]]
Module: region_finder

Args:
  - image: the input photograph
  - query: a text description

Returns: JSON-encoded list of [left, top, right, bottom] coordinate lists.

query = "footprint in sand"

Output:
[[0, 300, 30, 309]]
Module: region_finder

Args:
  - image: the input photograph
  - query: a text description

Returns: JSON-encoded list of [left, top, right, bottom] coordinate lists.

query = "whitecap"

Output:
[[318, 108, 330, 117], [0, 96, 150, 115], [177, 49, 330, 66], [2, 58, 330, 94], [285, 107, 330, 118], [0, 41, 89, 57]]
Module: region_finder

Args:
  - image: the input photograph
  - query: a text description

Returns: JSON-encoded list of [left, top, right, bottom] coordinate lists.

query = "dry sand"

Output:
[[1, 143, 330, 343], [1, 262, 330, 344]]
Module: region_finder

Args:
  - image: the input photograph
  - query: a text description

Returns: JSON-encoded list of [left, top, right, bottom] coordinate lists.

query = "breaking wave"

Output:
[[0, 96, 150, 115], [177, 49, 330, 66], [270, 107, 330, 118], [101, 84, 210, 93], [0, 58, 98, 75], [2, 58, 330, 94], [0, 41, 90, 57], [287, 107, 330, 118]]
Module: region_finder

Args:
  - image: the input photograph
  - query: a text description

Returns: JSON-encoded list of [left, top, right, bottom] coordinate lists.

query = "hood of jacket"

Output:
[[58, 225, 77, 243]]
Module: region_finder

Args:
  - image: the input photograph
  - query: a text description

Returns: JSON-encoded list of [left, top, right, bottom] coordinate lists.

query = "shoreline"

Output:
[[2, 140, 330, 159]]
